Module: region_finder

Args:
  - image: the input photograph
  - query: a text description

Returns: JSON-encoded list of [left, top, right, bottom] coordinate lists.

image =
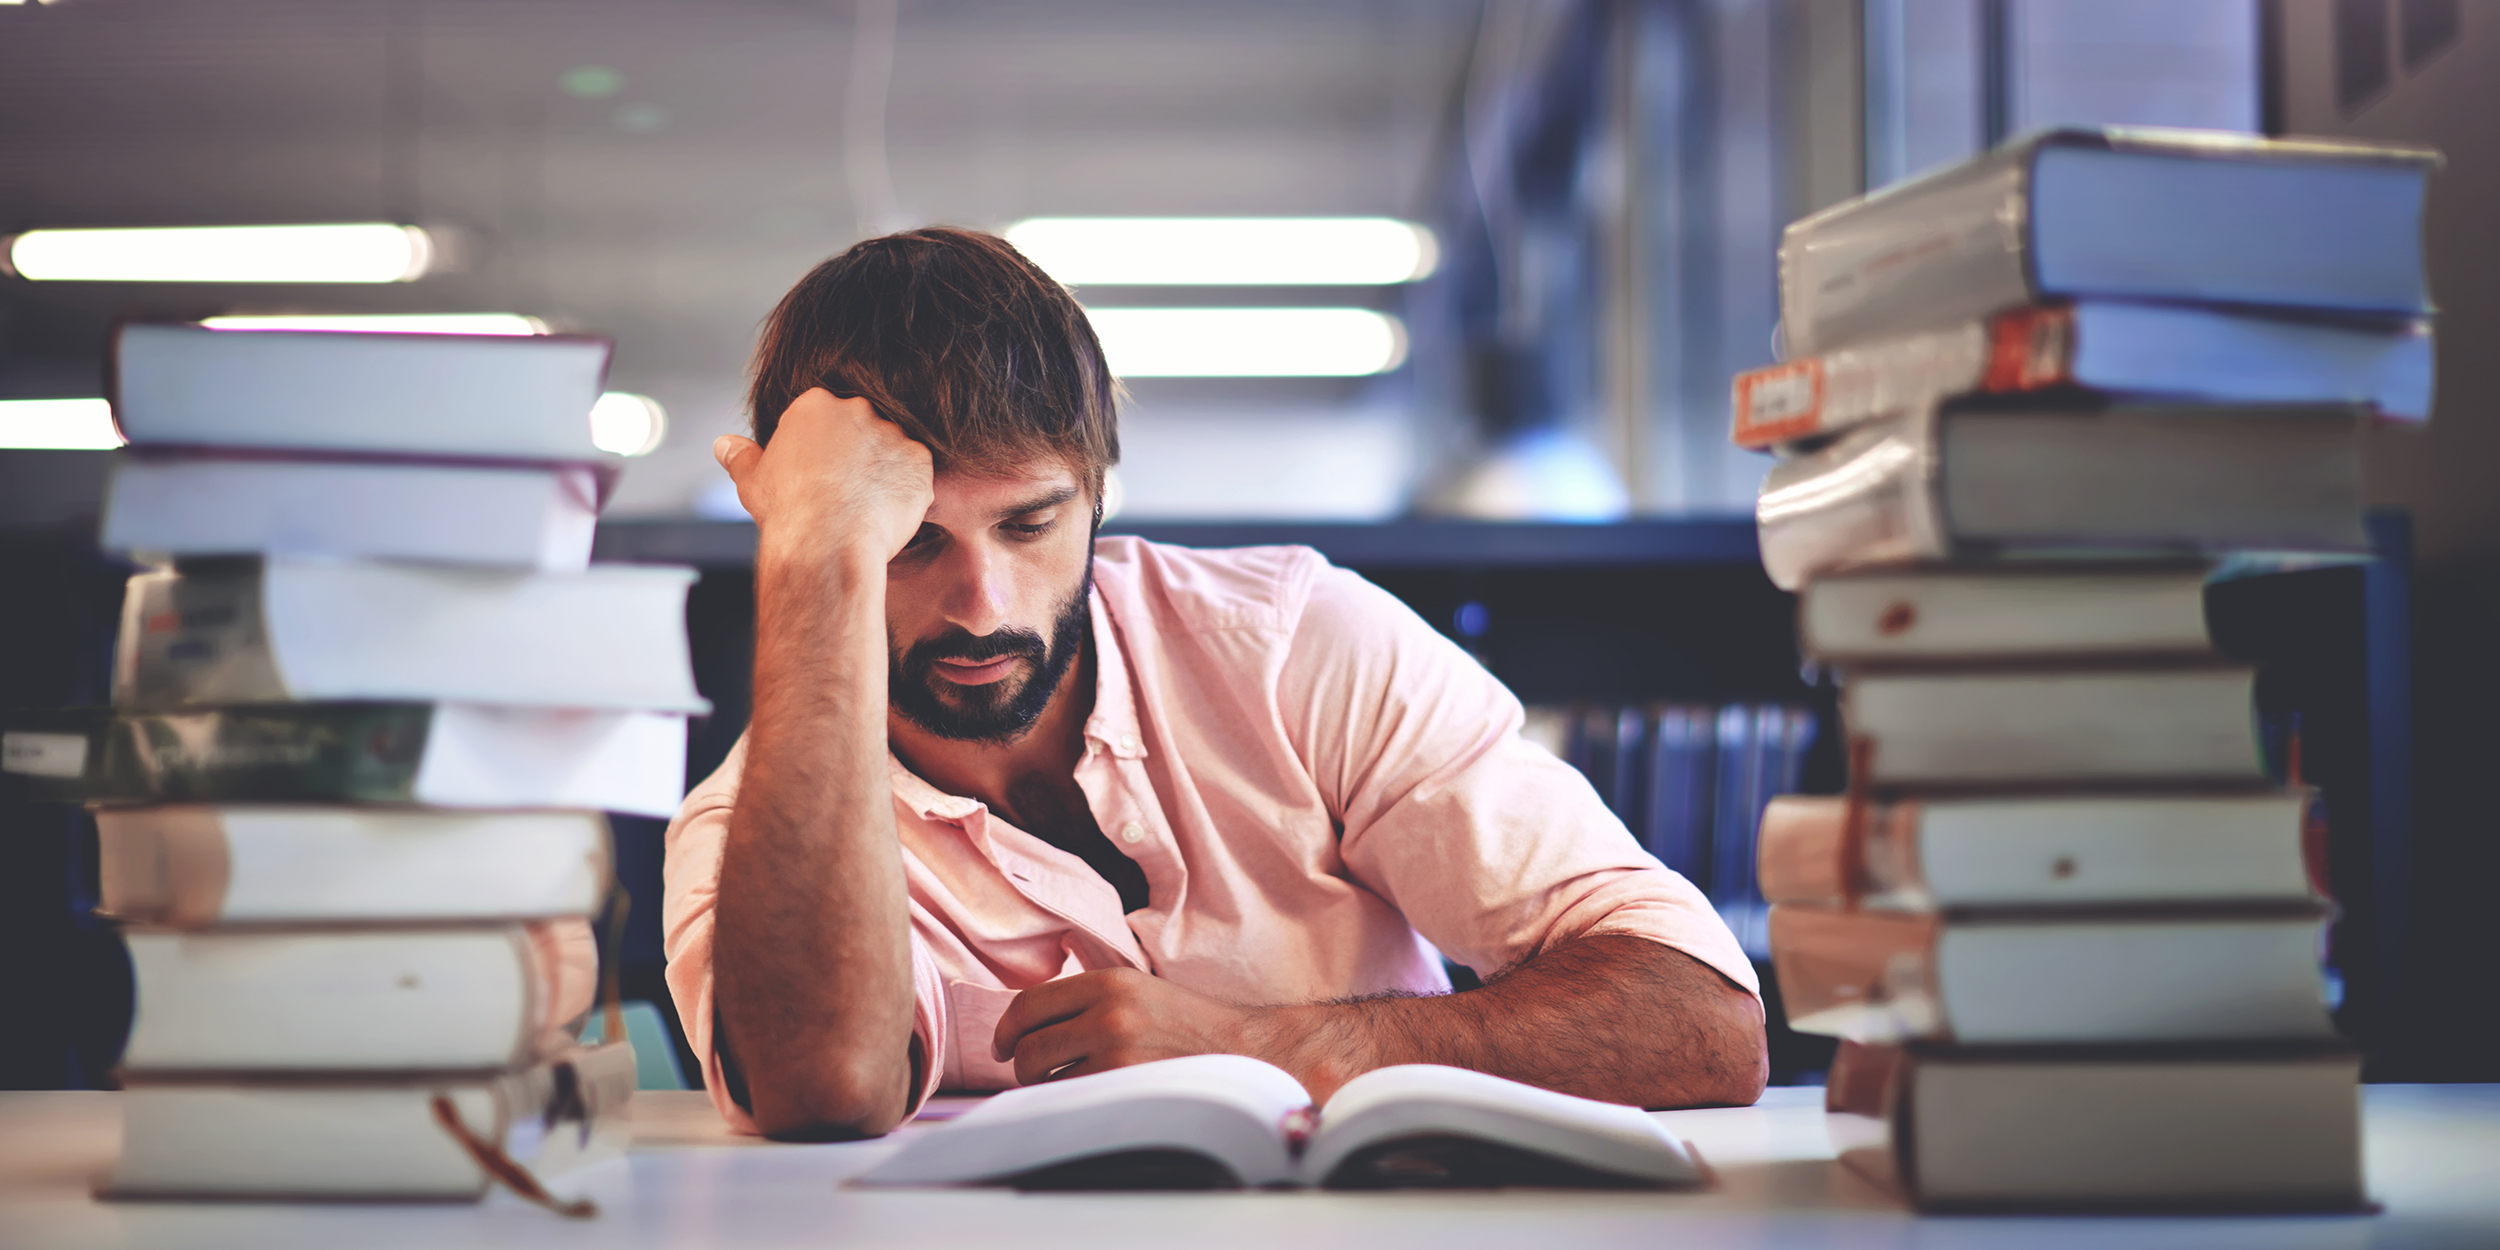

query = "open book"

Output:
[[854, 1055, 1704, 1190]]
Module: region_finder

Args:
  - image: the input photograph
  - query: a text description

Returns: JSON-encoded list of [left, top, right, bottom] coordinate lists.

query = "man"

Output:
[[666, 227, 1765, 1140]]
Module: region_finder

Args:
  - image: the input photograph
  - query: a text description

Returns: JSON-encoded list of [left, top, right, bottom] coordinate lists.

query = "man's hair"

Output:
[[747, 226, 1119, 495]]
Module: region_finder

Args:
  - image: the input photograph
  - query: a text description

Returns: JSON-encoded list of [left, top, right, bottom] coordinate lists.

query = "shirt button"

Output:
[[1119, 822, 1145, 845], [1120, 733, 1141, 753]]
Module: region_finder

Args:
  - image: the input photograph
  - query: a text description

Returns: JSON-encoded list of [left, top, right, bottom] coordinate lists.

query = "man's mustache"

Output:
[[911, 626, 1048, 668]]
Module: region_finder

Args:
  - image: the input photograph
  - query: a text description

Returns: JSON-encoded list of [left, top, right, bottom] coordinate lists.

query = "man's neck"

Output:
[[886, 637, 1096, 822]]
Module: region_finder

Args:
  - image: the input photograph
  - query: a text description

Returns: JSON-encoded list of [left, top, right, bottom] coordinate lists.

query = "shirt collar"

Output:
[[1078, 584, 1148, 761]]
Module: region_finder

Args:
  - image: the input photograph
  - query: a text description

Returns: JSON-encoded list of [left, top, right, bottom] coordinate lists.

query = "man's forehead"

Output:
[[930, 461, 1086, 518]]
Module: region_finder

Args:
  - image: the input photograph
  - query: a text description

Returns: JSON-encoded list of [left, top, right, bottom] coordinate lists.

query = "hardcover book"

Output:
[[3, 702, 687, 817], [1732, 300, 2432, 449], [109, 1042, 635, 1201], [113, 324, 616, 462], [1824, 1040, 2363, 1212], [96, 805, 612, 926], [1755, 791, 2314, 911], [101, 453, 604, 570], [1768, 903, 2336, 1046], [114, 557, 708, 714], [1754, 402, 2367, 591], [1778, 127, 2437, 358]]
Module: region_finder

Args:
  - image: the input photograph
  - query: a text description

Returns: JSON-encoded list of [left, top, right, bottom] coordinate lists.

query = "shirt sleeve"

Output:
[[661, 736, 948, 1133], [1273, 562, 1760, 1001]]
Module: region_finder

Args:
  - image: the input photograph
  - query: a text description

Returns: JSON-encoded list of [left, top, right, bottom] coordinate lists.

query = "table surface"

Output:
[[3, 1084, 2496, 1250]]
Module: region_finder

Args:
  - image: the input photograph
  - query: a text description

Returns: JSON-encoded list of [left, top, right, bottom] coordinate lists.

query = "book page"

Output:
[[1307, 1065, 1701, 1188], [853, 1054, 1310, 1188]]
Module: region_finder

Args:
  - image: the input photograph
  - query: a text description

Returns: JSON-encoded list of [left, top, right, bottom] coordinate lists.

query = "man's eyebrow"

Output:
[[994, 485, 1082, 521]]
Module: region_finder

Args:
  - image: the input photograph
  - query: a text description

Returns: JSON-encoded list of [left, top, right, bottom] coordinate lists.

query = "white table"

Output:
[[3, 1085, 2496, 1249]]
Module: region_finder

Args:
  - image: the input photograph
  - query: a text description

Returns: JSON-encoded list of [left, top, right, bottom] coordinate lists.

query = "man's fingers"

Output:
[[712, 434, 760, 479], [1007, 1017, 1100, 1086], [992, 973, 1106, 1062]]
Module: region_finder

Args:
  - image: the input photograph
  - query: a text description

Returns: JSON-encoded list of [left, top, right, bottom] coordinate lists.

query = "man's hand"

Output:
[[992, 968, 1257, 1085], [714, 388, 934, 563], [989, 936, 1765, 1109]]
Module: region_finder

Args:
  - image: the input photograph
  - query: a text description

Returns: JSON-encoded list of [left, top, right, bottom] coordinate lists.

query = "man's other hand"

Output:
[[713, 388, 934, 563], [992, 969, 1253, 1085]]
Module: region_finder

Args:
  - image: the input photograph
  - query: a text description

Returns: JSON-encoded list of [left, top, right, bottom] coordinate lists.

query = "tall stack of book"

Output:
[[1733, 128, 2439, 1212], [1, 324, 706, 1204]]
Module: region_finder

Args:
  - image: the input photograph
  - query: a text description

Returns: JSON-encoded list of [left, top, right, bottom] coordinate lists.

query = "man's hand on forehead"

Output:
[[714, 388, 935, 564]]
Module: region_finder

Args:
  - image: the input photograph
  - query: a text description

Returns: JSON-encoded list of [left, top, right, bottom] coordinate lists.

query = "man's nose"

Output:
[[940, 540, 1012, 638]]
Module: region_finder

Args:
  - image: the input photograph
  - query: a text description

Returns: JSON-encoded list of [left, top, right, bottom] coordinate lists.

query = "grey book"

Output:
[[1753, 402, 2367, 591], [1778, 127, 2437, 359]]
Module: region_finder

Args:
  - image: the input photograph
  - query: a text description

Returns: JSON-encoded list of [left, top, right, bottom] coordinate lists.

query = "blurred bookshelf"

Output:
[[589, 515, 1763, 569]]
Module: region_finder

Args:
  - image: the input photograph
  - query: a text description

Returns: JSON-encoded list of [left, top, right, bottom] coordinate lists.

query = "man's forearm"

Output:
[[1254, 935, 1766, 1109], [713, 541, 918, 1138]]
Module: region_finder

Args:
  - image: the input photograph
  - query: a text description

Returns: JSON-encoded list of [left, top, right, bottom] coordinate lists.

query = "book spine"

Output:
[[1756, 795, 1930, 907], [1732, 307, 2075, 449], [1778, 144, 2038, 359], [1754, 407, 1952, 591], [115, 566, 291, 707], [95, 807, 234, 927], [1766, 904, 1944, 1042]]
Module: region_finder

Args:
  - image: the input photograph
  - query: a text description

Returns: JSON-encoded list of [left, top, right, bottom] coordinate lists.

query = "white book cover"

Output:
[[101, 454, 601, 570], [119, 926, 587, 1073], [115, 557, 709, 713], [110, 1042, 636, 1200], [95, 806, 611, 926], [114, 324, 615, 461]]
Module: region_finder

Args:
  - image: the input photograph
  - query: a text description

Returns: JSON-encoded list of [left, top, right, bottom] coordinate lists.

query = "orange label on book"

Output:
[[1981, 304, 2078, 392], [1732, 358, 1825, 447]]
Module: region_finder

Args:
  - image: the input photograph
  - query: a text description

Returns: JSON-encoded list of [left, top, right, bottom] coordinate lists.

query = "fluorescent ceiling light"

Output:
[[1085, 308, 1407, 377], [1006, 218, 1437, 286], [200, 313, 546, 336], [7, 223, 434, 283], [0, 399, 122, 450], [590, 392, 667, 457]]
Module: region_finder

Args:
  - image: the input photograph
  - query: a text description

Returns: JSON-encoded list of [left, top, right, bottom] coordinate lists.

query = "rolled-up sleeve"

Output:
[[661, 737, 948, 1133], [1274, 564, 1759, 1001]]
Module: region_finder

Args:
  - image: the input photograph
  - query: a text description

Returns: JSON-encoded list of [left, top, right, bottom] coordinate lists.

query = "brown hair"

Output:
[[746, 226, 1119, 495]]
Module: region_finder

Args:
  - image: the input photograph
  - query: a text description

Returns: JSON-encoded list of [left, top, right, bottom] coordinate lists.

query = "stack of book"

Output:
[[1524, 701, 1816, 955], [2, 324, 707, 1203], [1733, 128, 2439, 1212]]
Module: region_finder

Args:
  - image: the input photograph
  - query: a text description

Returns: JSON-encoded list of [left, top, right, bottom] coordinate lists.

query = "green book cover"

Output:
[[4, 703, 440, 805]]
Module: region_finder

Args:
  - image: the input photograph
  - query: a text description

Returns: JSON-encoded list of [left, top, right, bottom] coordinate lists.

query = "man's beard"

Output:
[[890, 560, 1093, 746]]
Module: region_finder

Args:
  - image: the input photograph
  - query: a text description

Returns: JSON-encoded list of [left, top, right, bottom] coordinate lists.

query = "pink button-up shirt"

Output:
[[663, 537, 1756, 1129]]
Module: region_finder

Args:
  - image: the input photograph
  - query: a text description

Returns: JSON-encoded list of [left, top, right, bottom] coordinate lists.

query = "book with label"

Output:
[[1756, 792, 2314, 911], [856, 1054, 1703, 1191], [120, 925, 594, 1074], [1842, 664, 2266, 787], [114, 323, 617, 461], [109, 1041, 634, 1201], [1824, 1040, 2363, 1212], [1754, 401, 2367, 591], [1768, 903, 2335, 1045], [1777, 127, 2437, 359], [96, 806, 611, 926], [1733, 300, 2433, 449], [101, 453, 603, 570], [114, 557, 708, 713], [2, 702, 687, 817], [1798, 563, 2214, 663]]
